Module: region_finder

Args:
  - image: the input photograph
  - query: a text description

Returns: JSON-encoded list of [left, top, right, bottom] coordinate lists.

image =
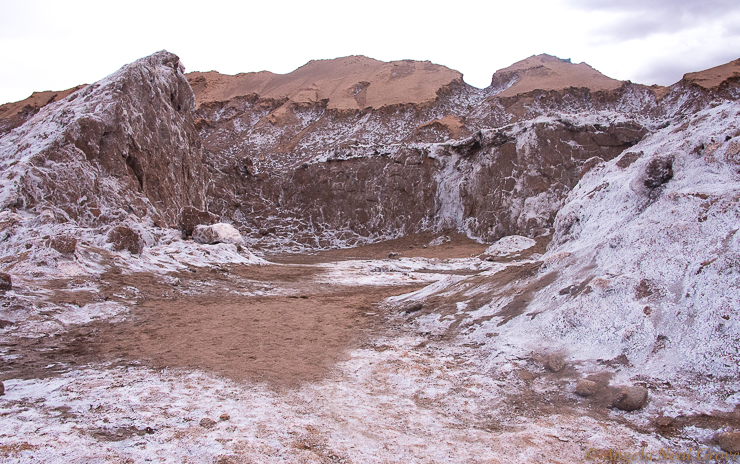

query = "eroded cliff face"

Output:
[[187, 54, 659, 249]]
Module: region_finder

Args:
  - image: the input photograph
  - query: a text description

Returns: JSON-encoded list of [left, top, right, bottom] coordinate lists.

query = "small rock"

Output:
[[199, 417, 217, 428], [545, 353, 566, 373], [0, 273, 11, 291], [613, 385, 649, 411], [422, 245, 427, 249], [404, 302, 423, 313], [0, 381, 4, 395], [50, 235, 77, 254], [718, 431, 740, 454], [144, 426, 155, 434], [576, 379, 598, 397], [219, 413, 230, 421], [388, 252, 399, 258]]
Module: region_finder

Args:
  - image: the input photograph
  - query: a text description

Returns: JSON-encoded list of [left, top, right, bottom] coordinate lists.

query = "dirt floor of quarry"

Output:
[[1, 233, 738, 463]]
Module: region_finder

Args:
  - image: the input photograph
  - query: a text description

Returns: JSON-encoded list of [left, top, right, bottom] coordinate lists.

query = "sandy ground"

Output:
[[0, 233, 736, 463]]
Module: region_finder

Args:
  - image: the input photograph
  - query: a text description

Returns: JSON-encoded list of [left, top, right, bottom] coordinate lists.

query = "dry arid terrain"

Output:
[[0, 52, 739, 463]]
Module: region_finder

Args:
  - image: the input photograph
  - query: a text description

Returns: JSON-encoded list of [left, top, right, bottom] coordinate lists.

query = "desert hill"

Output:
[[490, 54, 625, 96], [681, 57, 740, 89], [187, 55, 463, 110]]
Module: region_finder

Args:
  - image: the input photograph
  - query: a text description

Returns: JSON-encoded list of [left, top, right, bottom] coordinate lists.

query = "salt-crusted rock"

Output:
[[188, 55, 649, 249], [192, 223, 244, 246], [613, 386, 648, 411], [0, 50, 207, 227]]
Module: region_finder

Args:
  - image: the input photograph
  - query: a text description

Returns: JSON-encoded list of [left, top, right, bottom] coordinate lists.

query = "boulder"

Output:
[[576, 379, 598, 397], [613, 386, 649, 411], [718, 431, 740, 454], [178, 206, 214, 236], [192, 223, 245, 246]]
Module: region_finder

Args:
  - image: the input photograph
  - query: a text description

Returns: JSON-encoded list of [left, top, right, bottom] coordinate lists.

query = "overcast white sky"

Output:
[[1, 0, 739, 105]]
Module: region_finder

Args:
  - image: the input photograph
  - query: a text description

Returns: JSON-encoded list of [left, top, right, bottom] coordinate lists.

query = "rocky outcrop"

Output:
[[0, 51, 207, 228]]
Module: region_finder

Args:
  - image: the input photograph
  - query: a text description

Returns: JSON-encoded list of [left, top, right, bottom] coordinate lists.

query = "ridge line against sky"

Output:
[[1, 0, 739, 105]]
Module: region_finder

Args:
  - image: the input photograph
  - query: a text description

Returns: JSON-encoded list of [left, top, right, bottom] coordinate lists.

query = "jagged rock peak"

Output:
[[0, 50, 207, 226], [681, 57, 740, 89], [490, 53, 624, 97], [187, 55, 463, 110]]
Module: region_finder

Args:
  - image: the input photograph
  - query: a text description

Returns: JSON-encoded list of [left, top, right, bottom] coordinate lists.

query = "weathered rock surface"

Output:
[[185, 53, 663, 248], [192, 223, 244, 246], [49, 235, 77, 254]]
